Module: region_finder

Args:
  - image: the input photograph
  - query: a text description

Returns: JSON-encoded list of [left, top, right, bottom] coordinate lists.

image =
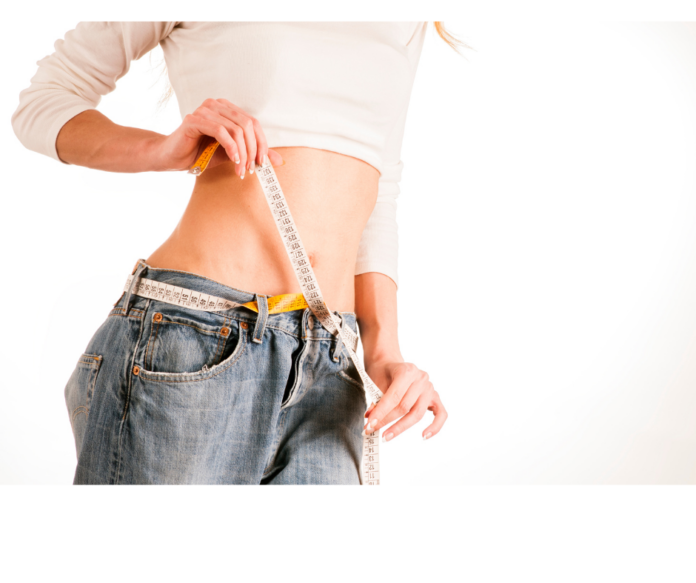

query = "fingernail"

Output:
[[234, 155, 240, 164], [250, 162, 255, 174], [423, 432, 432, 441], [241, 170, 245, 179], [383, 432, 393, 442]]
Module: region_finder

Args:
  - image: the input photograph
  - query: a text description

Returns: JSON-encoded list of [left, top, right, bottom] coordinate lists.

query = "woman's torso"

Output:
[[11, 22, 428, 300], [146, 146, 379, 312]]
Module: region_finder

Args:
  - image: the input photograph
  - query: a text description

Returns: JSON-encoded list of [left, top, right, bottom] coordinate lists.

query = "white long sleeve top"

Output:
[[11, 22, 428, 288]]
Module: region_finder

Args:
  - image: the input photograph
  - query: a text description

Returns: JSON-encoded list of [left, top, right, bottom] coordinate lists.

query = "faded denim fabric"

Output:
[[63, 260, 367, 485]]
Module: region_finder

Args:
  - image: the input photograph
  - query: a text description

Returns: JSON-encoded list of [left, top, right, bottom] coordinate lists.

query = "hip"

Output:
[[64, 259, 366, 484]]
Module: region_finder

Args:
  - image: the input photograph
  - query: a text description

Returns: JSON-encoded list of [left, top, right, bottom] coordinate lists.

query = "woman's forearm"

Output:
[[356, 272, 446, 442], [55, 109, 166, 172], [354, 272, 404, 368]]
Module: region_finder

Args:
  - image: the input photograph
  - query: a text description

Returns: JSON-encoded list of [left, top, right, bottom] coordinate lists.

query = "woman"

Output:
[[11, 21, 455, 485]]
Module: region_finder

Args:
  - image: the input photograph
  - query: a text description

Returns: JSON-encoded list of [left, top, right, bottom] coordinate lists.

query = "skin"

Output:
[[55, 99, 447, 442]]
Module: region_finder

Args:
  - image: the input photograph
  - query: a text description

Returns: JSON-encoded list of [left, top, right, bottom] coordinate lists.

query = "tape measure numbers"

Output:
[[126, 141, 384, 485], [120, 278, 310, 315], [252, 153, 384, 485], [189, 140, 221, 176]]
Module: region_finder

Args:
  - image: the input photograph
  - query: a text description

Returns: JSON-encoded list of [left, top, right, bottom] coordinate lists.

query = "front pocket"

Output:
[[64, 352, 103, 458], [144, 311, 239, 374], [138, 317, 247, 383]]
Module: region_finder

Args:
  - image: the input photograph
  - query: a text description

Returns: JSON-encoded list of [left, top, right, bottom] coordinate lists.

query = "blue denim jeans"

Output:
[[63, 260, 367, 484]]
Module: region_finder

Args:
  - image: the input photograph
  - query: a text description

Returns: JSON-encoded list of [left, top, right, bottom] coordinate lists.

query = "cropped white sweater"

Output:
[[11, 22, 428, 288]]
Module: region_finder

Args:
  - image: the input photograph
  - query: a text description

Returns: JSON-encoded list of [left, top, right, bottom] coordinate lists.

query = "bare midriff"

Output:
[[146, 147, 380, 313]]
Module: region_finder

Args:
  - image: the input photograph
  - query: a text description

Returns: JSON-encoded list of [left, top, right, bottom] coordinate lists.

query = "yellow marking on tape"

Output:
[[190, 145, 307, 314], [189, 141, 221, 175], [242, 293, 308, 314]]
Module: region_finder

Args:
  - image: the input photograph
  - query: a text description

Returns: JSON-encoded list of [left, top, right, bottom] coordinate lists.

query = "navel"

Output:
[[307, 251, 316, 267]]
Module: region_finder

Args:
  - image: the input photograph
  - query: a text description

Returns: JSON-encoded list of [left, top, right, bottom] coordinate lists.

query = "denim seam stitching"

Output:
[[70, 355, 103, 422], [213, 317, 229, 365], [71, 405, 88, 425], [279, 336, 304, 411], [116, 298, 149, 484], [109, 307, 144, 319], [145, 319, 159, 371], [109, 309, 353, 338], [136, 327, 247, 383], [152, 319, 227, 336], [332, 335, 342, 362], [279, 337, 313, 411], [261, 409, 288, 480]]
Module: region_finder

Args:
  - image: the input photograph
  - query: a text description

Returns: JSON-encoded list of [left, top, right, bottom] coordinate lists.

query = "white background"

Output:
[[3, 17, 696, 488], [3, 1, 696, 580]]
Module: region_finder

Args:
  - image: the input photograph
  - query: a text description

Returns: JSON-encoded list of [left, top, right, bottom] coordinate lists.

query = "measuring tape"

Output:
[[120, 278, 311, 315], [189, 140, 220, 176], [127, 143, 384, 484], [120, 274, 359, 357], [252, 153, 383, 485]]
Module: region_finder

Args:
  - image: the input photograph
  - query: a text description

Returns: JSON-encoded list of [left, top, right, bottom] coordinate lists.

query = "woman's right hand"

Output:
[[154, 97, 284, 177]]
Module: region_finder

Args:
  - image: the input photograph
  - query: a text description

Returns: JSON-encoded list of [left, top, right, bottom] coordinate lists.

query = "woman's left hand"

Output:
[[363, 360, 447, 442]]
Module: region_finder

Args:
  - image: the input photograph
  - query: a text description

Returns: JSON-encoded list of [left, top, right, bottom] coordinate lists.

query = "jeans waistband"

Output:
[[122, 258, 358, 345]]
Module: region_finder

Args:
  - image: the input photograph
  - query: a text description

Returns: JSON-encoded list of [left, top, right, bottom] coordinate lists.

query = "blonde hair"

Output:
[[434, 21, 472, 56], [152, 22, 471, 111]]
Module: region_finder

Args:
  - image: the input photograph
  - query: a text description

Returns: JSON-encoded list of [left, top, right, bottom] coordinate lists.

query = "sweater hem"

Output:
[[264, 131, 385, 178]]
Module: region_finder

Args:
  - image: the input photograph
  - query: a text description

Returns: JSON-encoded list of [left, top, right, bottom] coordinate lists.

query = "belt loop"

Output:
[[124, 259, 148, 317], [332, 312, 344, 362], [252, 294, 269, 344]]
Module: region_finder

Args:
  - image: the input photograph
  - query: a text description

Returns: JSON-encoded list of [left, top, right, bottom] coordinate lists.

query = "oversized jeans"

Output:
[[63, 260, 367, 484]]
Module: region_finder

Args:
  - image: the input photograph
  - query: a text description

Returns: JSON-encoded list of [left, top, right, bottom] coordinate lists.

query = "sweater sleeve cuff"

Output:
[[354, 261, 399, 290]]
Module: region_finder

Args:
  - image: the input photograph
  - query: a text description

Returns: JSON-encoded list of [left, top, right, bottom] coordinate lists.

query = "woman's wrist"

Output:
[[365, 350, 404, 370], [357, 316, 404, 371], [354, 272, 402, 368], [139, 134, 161, 171], [358, 322, 403, 367], [143, 133, 178, 172]]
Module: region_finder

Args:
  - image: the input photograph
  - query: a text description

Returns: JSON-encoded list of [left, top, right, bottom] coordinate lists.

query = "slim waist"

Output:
[[118, 258, 357, 341]]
